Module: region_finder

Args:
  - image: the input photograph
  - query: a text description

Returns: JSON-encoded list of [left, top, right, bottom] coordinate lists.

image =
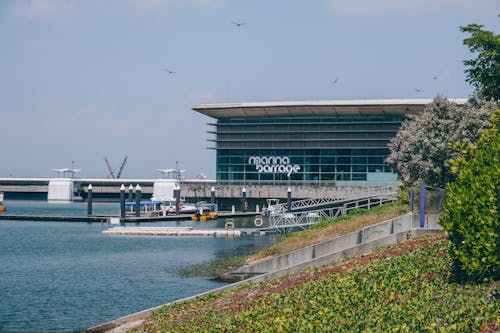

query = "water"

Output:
[[0, 201, 280, 331]]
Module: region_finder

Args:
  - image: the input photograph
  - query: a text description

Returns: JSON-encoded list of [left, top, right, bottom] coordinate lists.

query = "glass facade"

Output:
[[211, 116, 401, 186]]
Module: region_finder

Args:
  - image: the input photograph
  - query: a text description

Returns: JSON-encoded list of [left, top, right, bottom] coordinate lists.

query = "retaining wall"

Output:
[[230, 213, 441, 276]]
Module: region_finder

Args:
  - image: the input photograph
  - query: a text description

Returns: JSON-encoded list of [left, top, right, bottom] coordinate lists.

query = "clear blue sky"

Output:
[[0, 0, 498, 179]]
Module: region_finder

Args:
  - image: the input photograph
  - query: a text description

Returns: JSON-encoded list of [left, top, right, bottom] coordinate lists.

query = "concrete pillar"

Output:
[[242, 187, 247, 212], [287, 187, 292, 213], [210, 186, 216, 212], [120, 184, 125, 221], [419, 182, 426, 228], [135, 184, 142, 218], [87, 184, 93, 216]]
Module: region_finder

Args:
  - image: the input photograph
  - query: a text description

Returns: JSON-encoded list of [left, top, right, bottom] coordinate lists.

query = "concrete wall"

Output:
[[233, 213, 439, 276], [47, 179, 74, 201]]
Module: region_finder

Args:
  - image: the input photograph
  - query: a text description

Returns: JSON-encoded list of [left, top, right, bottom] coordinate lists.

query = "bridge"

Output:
[[0, 177, 398, 212]]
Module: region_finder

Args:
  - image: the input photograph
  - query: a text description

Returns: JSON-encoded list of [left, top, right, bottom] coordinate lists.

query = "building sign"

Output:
[[248, 156, 301, 177]]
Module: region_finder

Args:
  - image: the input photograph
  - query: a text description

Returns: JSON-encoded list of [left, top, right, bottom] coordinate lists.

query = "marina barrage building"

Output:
[[193, 99, 466, 187]]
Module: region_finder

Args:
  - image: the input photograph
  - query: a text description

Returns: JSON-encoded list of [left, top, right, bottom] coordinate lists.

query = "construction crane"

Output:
[[116, 156, 128, 178], [105, 156, 128, 179]]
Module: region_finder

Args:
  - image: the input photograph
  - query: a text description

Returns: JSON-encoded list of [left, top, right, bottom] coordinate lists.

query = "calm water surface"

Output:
[[0, 201, 279, 331]]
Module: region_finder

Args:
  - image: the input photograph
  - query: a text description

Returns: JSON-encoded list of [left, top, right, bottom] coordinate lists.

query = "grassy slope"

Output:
[[129, 203, 498, 331], [133, 235, 499, 332]]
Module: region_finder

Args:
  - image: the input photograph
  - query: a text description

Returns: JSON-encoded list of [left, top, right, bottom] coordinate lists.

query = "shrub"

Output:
[[440, 109, 500, 282]]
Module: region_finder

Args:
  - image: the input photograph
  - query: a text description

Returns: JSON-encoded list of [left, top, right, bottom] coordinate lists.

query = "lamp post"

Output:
[[120, 184, 125, 221], [128, 184, 134, 202], [210, 186, 216, 212], [242, 187, 247, 212], [135, 184, 142, 218], [87, 184, 93, 216], [174, 184, 181, 215]]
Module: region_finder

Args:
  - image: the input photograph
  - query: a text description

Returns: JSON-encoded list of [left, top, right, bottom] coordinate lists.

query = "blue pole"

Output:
[[409, 186, 414, 213], [437, 189, 443, 212], [419, 182, 426, 228]]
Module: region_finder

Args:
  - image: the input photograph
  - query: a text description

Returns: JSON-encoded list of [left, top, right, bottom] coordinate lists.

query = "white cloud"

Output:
[[128, 0, 172, 10], [9, 0, 76, 22], [325, 0, 496, 16], [128, 0, 222, 11]]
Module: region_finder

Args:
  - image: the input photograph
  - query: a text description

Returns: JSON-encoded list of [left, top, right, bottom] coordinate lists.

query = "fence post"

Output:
[[409, 186, 414, 213], [419, 182, 426, 228]]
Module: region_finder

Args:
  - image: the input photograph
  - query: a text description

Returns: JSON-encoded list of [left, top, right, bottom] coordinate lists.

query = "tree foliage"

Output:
[[461, 22, 500, 101], [440, 109, 500, 282], [386, 96, 496, 187]]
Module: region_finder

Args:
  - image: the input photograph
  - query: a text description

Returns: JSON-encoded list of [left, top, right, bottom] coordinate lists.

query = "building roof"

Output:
[[193, 99, 468, 119]]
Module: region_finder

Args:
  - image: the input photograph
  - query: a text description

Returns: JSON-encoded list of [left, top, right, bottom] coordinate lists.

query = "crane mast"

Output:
[[104, 156, 128, 179]]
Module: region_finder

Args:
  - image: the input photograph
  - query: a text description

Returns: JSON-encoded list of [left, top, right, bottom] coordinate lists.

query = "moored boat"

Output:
[[0, 192, 5, 212], [191, 211, 218, 222]]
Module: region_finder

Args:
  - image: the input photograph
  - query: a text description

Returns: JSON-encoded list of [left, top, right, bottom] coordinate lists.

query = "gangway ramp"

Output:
[[268, 187, 396, 215], [269, 188, 398, 232]]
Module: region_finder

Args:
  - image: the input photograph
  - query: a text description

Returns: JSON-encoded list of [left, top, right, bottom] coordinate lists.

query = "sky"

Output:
[[0, 0, 498, 179]]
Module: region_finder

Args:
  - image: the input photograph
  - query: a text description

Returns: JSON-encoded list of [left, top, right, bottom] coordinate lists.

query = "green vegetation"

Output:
[[249, 201, 407, 261], [132, 236, 499, 332], [386, 97, 496, 187], [440, 109, 500, 282], [461, 22, 500, 101], [177, 256, 246, 278]]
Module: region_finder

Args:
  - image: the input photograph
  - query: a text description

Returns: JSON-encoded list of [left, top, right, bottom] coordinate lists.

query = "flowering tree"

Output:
[[386, 96, 496, 187]]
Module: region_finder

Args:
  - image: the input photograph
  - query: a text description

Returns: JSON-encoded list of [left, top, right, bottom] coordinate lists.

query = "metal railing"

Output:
[[268, 187, 396, 215], [268, 191, 397, 232]]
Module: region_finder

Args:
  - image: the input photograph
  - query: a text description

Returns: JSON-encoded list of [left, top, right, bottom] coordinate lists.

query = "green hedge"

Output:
[[440, 109, 499, 282]]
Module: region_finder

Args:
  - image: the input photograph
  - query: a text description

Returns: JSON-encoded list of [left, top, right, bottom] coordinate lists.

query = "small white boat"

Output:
[[162, 201, 197, 214], [125, 201, 164, 217]]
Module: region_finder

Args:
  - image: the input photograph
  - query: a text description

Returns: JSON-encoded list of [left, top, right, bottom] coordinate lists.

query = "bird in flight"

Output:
[[163, 68, 175, 75], [414, 88, 423, 93], [231, 21, 246, 27], [433, 74, 438, 80], [332, 78, 339, 85]]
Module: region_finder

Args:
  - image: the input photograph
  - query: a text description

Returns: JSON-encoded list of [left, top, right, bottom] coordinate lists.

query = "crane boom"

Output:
[[104, 157, 116, 179], [116, 156, 128, 179]]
